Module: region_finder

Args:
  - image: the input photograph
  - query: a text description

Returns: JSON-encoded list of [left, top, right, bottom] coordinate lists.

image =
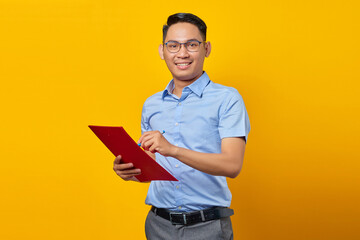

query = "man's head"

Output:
[[159, 13, 211, 83], [162, 13, 207, 43]]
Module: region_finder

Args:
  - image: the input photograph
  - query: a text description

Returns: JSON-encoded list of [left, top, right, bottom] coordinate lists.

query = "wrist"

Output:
[[171, 145, 180, 158]]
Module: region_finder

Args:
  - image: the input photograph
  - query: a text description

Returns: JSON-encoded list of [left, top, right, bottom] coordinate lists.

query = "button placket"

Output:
[[173, 99, 183, 208]]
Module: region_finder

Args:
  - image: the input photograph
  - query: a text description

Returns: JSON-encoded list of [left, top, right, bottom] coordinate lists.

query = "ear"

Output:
[[205, 41, 211, 57], [159, 44, 164, 60]]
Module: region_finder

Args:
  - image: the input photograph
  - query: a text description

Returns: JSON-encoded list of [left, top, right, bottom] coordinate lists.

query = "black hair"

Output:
[[162, 13, 207, 43]]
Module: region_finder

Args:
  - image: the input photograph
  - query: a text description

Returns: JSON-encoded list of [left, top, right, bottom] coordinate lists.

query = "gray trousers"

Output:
[[145, 209, 234, 240]]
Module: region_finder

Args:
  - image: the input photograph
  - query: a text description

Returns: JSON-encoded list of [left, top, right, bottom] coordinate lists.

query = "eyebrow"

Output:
[[166, 38, 201, 43]]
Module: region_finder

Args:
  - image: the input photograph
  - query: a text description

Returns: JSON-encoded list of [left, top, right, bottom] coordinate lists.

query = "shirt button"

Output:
[[175, 164, 179, 168], [178, 206, 182, 210], [175, 144, 178, 146], [178, 102, 181, 106], [176, 185, 179, 189], [175, 122, 179, 126]]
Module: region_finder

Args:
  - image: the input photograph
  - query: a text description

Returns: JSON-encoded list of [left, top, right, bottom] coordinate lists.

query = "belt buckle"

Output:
[[169, 212, 187, 225]]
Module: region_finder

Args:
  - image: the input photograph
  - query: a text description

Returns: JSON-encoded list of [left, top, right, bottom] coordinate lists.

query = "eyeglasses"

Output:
[[164, 40, 204, 53]]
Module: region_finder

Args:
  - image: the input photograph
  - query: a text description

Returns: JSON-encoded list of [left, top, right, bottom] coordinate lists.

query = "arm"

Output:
[[113, 100, 158, 182], [138, 131, 246, 178], [113, 151, 156, 182]]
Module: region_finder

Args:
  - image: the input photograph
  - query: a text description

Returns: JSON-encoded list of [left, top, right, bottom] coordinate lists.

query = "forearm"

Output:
[[170, 147, 243, 178], [139, 131, 246, 178]]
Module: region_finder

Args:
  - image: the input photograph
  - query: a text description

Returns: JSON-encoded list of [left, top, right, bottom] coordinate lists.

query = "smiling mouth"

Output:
[[175, 62, 191, 66], [175, 62, 192, 70]]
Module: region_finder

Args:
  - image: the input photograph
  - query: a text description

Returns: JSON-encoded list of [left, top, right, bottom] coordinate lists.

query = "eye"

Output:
[[167, 42, 178, 48], [187, 41, 200, 48]]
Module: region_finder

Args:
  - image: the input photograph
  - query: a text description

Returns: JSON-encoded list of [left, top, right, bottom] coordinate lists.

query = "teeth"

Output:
[[177, 63, 190, 66]]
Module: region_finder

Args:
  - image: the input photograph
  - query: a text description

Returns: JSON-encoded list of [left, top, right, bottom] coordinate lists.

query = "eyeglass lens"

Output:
[[166, 41, 201, 52]]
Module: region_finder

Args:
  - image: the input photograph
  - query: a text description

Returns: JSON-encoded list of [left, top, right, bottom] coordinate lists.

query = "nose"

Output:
[[177, 43, 190, 57]]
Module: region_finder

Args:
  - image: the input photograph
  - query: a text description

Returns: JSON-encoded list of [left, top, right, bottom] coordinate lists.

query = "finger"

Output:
[[116, 168, 141, 176], [122, 176, 140, 182], [114, 155, 122, 164], [138, 131, 156, 145], [138, 133, 152, 146], [119, 174, 137, 181], [148, 142, 155, 153], [113, 162, 134, 171], [147, 134, 161, 152], [142, 134, 154, 147], [149, 144, 159, 154], [116, 169, 141, 179], [138, 131, 150, 144], [143, 138, 155, 151], [132, 176, 140, 182]]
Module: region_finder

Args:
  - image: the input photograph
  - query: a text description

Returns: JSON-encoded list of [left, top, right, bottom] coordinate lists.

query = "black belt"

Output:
[[151, 206, 234, 225]]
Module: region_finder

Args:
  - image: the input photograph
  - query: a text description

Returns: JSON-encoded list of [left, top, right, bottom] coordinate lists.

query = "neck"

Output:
[[172, 72, 203, 98]]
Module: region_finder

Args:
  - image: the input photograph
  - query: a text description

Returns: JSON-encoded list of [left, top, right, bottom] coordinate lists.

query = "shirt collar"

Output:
[[162, 72, 210, 99]]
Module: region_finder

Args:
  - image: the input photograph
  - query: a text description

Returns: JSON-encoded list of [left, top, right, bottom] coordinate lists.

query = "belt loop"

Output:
[[183, 213, 187, 225], [154, 207, 157, 215], [170, 213, 173, 224], [200, 210, 205, 221]]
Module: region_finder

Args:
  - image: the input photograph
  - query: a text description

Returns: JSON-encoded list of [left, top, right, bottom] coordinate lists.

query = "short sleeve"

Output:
[[141, 102, 152, 134], [218, 90, 250, 142]]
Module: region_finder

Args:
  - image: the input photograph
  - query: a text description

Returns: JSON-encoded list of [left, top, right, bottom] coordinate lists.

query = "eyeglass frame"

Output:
[[164, 40, 206, 53]]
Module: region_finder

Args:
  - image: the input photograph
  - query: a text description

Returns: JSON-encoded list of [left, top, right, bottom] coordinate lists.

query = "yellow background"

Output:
[[1, 0, 359, 239]]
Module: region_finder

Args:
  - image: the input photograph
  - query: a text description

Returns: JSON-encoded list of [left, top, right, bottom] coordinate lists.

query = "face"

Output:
[[159, 22, 211, 83]]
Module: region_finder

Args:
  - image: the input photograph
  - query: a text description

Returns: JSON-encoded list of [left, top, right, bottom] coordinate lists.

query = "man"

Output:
[[113, 13, 250, 240]]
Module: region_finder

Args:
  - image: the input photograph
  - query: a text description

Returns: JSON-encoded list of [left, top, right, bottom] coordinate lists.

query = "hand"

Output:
[[113, 155, 141, 181], [138, 131, 178, 156]]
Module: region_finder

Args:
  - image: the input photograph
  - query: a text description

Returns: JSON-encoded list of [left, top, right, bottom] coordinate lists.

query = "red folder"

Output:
[[89, 125, 178, 182]]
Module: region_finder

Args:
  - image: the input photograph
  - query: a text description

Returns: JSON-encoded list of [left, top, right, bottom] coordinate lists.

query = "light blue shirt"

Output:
[[141, 72, 250, 212]]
